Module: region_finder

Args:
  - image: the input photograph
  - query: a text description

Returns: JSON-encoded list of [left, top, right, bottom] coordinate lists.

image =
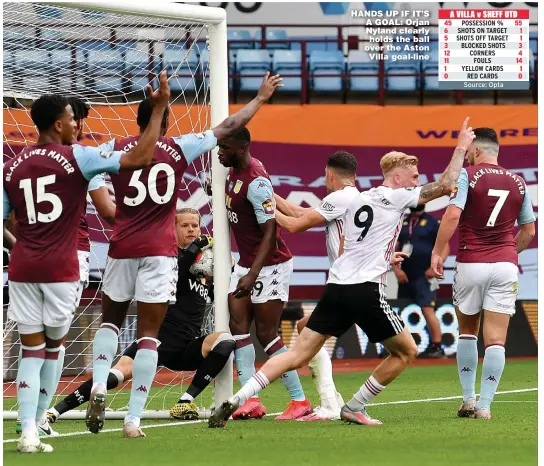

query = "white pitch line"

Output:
[[3, 387, 537, 444], [366, 388, 537, 407]]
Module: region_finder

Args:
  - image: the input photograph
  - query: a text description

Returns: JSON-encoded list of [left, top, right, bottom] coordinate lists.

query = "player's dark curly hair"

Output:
[[30, 95, 70, 131], [473, 128, 499, 146], [229, 127, 251, 144], [68, 97, 89, 121], [327, 151, 357, 177], [137, 97, 169, 130]]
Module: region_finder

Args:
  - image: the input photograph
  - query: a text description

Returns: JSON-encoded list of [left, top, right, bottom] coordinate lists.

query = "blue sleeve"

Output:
[[88, 173, 106, 192], [3, 188, 11, 220], [173, 130, 218, 165], [518, 190, 536, 225], [247, 177, 275, 224], [448, 168, 468, 210], [73, 145, 122, 181], [96, 139, 115, 152]]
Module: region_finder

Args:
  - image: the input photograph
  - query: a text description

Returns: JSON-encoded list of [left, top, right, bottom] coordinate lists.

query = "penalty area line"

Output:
[[3, 387, 537, 443]]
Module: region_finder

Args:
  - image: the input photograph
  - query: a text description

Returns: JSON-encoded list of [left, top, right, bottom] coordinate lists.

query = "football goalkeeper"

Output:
[[44, 209, 234, 433]]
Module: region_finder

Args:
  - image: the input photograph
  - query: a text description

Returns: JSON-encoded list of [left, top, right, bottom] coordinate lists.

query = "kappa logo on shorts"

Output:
[[271, 290, 279, 296], [271, 269, 279, 275], [271, 279, 279, 286]]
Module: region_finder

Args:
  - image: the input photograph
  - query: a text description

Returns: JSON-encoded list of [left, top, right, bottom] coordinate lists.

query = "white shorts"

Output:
[[229, 258, 293, 304], [453, 262, 519, 316], [78, 250, 90, 288], [7, 281, 81, 329], [102, 256, 178, 304]]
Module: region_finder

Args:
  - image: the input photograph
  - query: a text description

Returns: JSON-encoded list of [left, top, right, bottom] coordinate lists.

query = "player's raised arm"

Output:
[[418, 117, 475, 205], [73, 72, 170, 180], [211, 72, 282, 142]]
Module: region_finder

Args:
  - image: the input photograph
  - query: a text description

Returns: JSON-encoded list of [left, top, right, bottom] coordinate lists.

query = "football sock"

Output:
[[55, 345, 66, 389], [91, 323, 119, 391], [183, 335, 234, 401], [308, 346, 338, 410], [457, 335, 478, 402], [265, 337, 305, 402], [477, 345, 505, 412], [17, 344, 46, 437], [126, 338, 158, 426], [233, 334, 256, 390], [35, 347, 62, 423], [54, 369, 123, 416], [234, 371, 270, 405], [347, 375, 386, 411]]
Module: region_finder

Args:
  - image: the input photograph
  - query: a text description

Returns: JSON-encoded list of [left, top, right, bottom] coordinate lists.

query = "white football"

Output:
[[190, 248, 214, 278]]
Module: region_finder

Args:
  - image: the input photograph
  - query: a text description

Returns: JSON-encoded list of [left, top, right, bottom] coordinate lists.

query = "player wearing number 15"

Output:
[[209, 117, 475, 428], [87, 72, 284, 438], [431, 128, 536, 421], [3, 73, 168, 454]]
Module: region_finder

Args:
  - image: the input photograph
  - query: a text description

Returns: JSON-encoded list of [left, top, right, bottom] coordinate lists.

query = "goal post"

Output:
[[3, 1, 232, 419]]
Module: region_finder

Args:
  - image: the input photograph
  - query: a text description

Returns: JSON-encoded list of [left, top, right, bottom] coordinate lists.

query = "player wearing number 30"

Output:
[[3, 74, 169, 453], [87, 72, 284, 438], [209, 117, 475, 428], [430, 128, 535, 421]]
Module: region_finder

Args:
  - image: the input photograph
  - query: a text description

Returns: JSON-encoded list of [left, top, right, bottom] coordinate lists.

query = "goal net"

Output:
[[3, 2, 231, 420]]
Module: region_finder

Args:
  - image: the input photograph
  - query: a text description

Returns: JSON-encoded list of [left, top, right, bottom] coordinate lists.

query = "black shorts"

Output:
[[122, 335, 206, 372], [306, 282, 405, 343], [398, 276, 437, 309]]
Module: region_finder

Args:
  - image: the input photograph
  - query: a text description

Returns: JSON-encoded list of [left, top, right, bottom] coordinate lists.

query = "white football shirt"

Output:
[[328, 185, 422, 285], [314, 186, 359, 266]]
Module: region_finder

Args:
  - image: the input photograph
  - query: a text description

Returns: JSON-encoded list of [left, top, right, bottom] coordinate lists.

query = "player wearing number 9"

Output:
[[2, 72, 170, 454], [431, 127, 535, 420], [86, 72, 286, 438], [209, 117, 475, 428]]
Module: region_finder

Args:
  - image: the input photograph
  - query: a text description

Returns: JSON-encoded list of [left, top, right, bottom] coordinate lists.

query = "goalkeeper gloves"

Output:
[[192, 234, 213, 252]]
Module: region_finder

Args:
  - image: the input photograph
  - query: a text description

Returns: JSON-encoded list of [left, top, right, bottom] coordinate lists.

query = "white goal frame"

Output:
[[4, 1, 233, 418]]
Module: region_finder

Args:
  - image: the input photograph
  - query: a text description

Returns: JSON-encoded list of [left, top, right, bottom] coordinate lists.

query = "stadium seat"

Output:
[[255, 29, 289, 49], [163, 48, 199, 92], [40, 29, 71, 50], [88, 49, 124, 93], [236, 49, 271, 91], [228, 30, 254, 50], [14, 50, 48, 76], [347, 50, 379, 92], [386, 42, 419, 91], [309, 50, 344, 92], [3, 51, 14, 76], [273, 50, 301, 91], [199, 49, 235, 91], [423, 62, 439, 91]]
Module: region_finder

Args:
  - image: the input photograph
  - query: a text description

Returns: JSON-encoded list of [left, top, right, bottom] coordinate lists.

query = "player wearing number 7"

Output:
[[86, 72, 283, 438], [430, 128, 536, 420], [209, 117, 475, 428], [3, 73, 170, 453]]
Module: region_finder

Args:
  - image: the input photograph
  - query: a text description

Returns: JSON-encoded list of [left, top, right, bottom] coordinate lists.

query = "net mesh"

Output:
[[3, 2, 217, 416]]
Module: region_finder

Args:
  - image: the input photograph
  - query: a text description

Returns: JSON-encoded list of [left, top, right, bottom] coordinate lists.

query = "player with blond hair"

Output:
[[209, 118, 475, 428]]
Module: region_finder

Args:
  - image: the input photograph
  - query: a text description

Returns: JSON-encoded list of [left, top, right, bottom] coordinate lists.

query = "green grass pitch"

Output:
[[3, 359, 537, 466]]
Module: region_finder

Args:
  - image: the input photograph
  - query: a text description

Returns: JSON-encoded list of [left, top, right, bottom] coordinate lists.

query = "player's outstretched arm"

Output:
[[274, 194, 312, 218], [418, 117, 475, 205], [276, 208, 326, 234], [211, 72, 282, 142]]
